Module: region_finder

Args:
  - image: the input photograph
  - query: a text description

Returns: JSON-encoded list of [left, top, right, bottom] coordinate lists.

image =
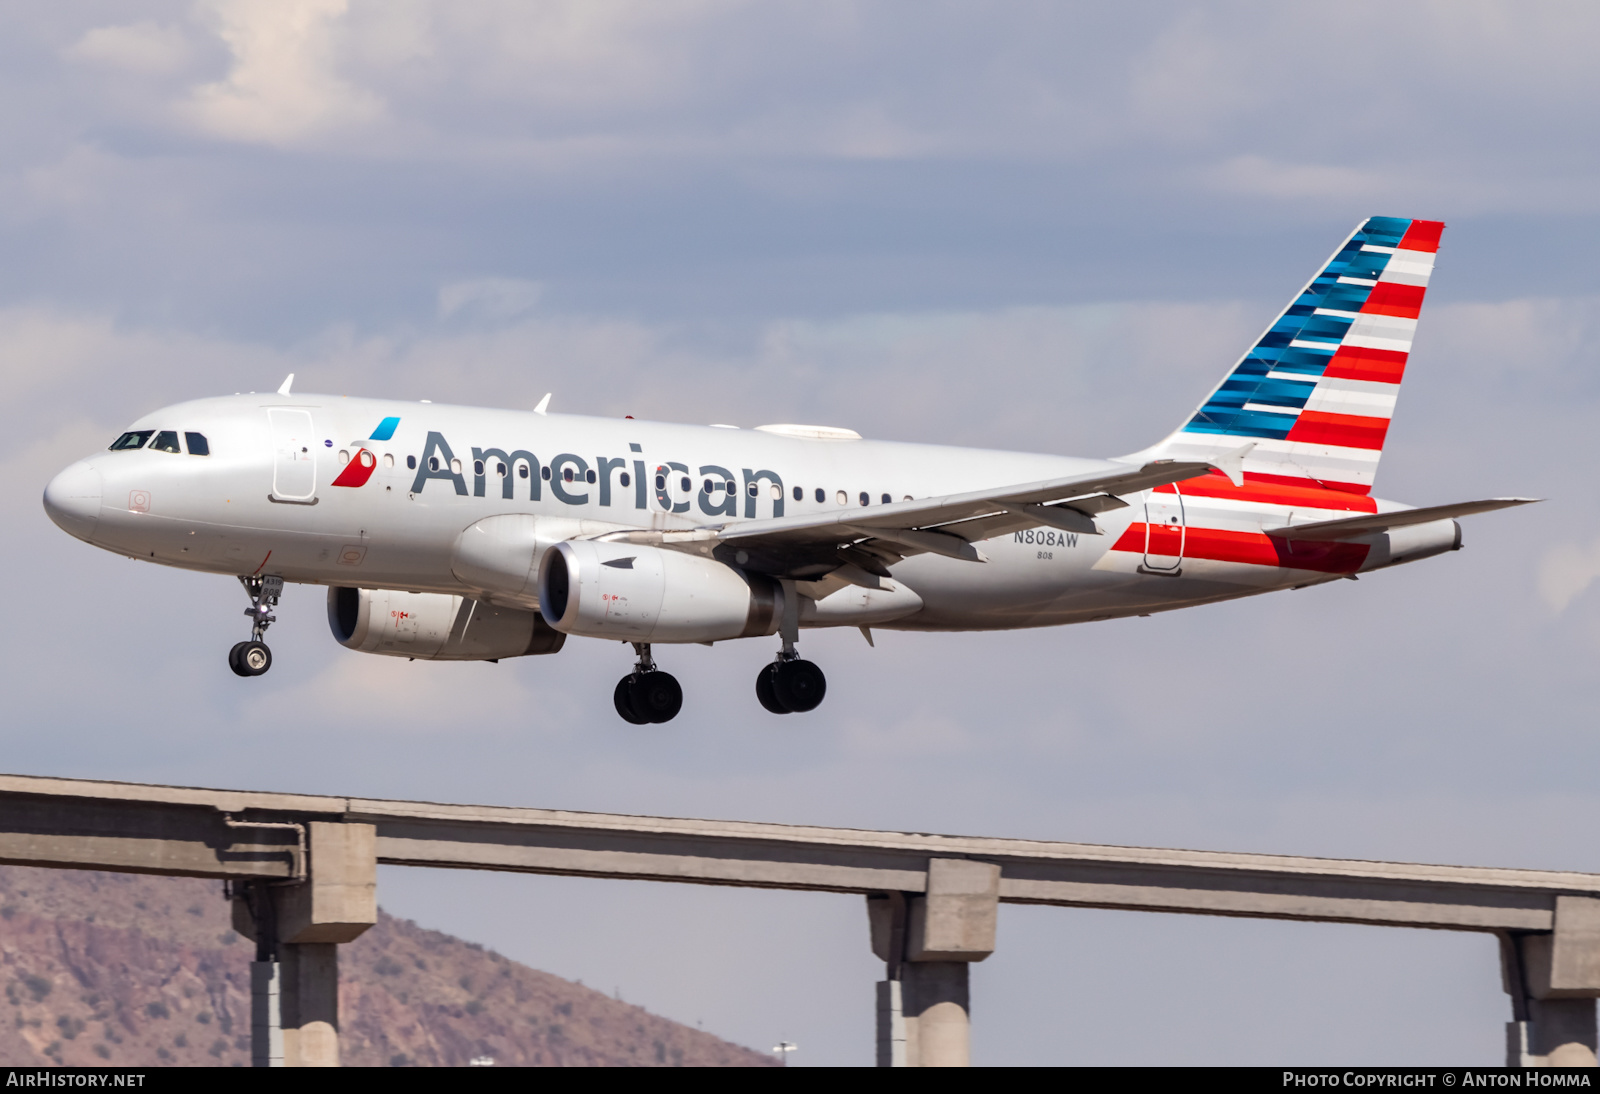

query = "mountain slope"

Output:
[[0, 865, 773, 1067]]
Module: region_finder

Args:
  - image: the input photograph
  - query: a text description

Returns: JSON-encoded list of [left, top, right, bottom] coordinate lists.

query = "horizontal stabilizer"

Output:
[[1265, 497, 1539, 541]]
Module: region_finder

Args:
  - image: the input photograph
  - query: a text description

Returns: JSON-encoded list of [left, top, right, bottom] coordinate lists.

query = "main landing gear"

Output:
[[755, 654, 826, 715], [614, 643, 683, 724], [229, 575, 282, 678], [756, 587, 826, 715]]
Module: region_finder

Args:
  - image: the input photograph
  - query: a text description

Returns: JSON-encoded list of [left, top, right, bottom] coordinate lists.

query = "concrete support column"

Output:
[[281, 944, 340, 1067], [1503, 896, 1600, 1067], [250, 960, 283, 1067], [232, 821, 378, 1068], [868, 858, 1000, 1067], [903, 961, 971, 1067]]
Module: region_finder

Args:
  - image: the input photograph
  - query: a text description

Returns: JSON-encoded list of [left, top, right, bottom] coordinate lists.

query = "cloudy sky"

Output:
[[5, 0, 1600, 1066]]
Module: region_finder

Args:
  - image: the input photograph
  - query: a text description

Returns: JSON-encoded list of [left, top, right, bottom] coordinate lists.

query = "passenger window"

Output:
[[185, 432, 210, 456], [881, 493, 891, 504], [725, 480, 736, 494], [541, 467, 552, 481], [519, 464, 529, 479], [793, 486, 802, 502], [150, 431, 182, 453], [815, 488, 824, 503], [474, 460, 485, 476], [563, 467, 574, 482], [586, 469, 597, 484], [339, 450, 351, 464], [407, 455, 417, 469], [620, 472, 631, 487], [859, 492, 869, 506], [429, 456, 440, 471], [747, 482, 758, 497], [496, 462, 507, 476], [109, 431, 153, 451], [680, 476, 691, 492], [384, 453, 394, 468], [835, 490, 847, 505], [704, 478, 715, 493], [655, 474, 666, 490]]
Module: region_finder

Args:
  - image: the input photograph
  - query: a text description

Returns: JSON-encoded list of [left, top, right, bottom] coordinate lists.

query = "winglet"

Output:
[[1207, 442, 1254, 488], [534, 393, 551, 415], [277, 373, 295, 396]]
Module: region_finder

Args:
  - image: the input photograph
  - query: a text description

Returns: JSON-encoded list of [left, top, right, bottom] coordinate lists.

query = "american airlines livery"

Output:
[[43, 217, 1533, 723]]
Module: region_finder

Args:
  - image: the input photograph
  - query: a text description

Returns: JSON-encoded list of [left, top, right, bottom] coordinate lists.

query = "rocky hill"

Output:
[[0, 865, 774, 1067]]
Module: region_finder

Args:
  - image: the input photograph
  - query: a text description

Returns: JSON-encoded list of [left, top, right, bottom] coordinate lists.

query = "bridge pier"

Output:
[[1504, 896, 1600, 1067], [232, 821, 377, 1067], [0, 773, 1597, 1067], [870, 858, 1000, 1066]]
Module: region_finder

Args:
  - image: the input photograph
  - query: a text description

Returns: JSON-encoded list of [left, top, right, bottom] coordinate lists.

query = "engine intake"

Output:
[[328, 587, 565, 660], [538, 541, 778, 643]]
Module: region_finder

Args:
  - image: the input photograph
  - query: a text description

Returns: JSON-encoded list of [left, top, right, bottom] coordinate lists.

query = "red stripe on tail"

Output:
[[1397, 219, 1445, 253], [1362, 282, 1425, 319], [1111, 525, 1370, 574], [1285, 411, 1391, 451], [1158, 471, 1378, 512], [1322, 345, 1407, 384]]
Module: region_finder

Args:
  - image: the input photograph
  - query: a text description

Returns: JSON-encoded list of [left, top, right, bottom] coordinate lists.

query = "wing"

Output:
[[1264, 497, 1540, 541], [708, 457, 1236, 578]]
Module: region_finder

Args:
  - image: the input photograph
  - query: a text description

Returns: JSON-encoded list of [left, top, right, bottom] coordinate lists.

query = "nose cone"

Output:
[[43, 461, 103, 541]]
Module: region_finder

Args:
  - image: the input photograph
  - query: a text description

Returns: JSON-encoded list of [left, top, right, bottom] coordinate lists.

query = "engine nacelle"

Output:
[[328, 586, 566, 660], [538, 541, 779, 643], [451, 514, 617, 611]]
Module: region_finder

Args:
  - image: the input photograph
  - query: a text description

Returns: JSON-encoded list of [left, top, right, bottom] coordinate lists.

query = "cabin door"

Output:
[[1142, 488, 1185, 571]]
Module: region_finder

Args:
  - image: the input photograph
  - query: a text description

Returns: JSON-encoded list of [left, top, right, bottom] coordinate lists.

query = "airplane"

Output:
[[42, 216, 1534, 724]]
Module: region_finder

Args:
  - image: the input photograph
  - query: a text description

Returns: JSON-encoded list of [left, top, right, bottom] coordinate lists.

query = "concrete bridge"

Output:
[[0, 772, 1594, 1067]]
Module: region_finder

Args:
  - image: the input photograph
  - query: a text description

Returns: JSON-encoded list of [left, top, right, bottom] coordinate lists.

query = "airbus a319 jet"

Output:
[[43, 217, 1532, 723]]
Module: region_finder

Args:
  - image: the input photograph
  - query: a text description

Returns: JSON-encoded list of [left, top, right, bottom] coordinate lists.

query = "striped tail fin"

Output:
[[1147, 216, 1443, 495]]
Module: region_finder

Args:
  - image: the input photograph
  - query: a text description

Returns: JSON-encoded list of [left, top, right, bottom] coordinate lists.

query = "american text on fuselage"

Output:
[[40, 217, 1535, 723]]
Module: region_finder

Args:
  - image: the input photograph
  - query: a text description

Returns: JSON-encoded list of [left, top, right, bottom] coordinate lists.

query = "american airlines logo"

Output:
[[331, 417, 400, 490], [406, 431, 786, 518]]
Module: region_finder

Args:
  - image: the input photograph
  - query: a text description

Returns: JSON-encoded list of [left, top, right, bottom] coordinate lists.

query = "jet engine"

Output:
[[327, 586, 566, 660], [538, 541, 779, 643]]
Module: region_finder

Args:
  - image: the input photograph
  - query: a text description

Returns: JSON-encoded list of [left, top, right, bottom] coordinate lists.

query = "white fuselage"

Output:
[[43, 392, 1460, 637]]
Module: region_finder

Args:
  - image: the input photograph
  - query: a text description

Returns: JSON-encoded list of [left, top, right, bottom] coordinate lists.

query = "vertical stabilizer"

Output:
[[1144, 216, 1443, 495]]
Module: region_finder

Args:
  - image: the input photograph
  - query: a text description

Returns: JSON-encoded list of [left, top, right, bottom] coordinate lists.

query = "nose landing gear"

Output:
[[229, 575, 282, 678], [614, 643, 683, 724]]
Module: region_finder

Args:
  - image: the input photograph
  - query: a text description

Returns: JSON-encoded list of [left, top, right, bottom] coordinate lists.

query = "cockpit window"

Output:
[[184, 432, 210, 456], [151, 431, 183, 454], [109, 431, 153, 451]]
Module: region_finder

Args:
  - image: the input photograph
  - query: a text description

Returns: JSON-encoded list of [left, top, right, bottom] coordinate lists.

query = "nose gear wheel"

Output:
[[228, 641, 272, 677]]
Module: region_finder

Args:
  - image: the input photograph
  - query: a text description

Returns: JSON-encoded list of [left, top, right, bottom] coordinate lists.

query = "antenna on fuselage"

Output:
[[277, 374, 295, 396], [534, 392, 551, 415]]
